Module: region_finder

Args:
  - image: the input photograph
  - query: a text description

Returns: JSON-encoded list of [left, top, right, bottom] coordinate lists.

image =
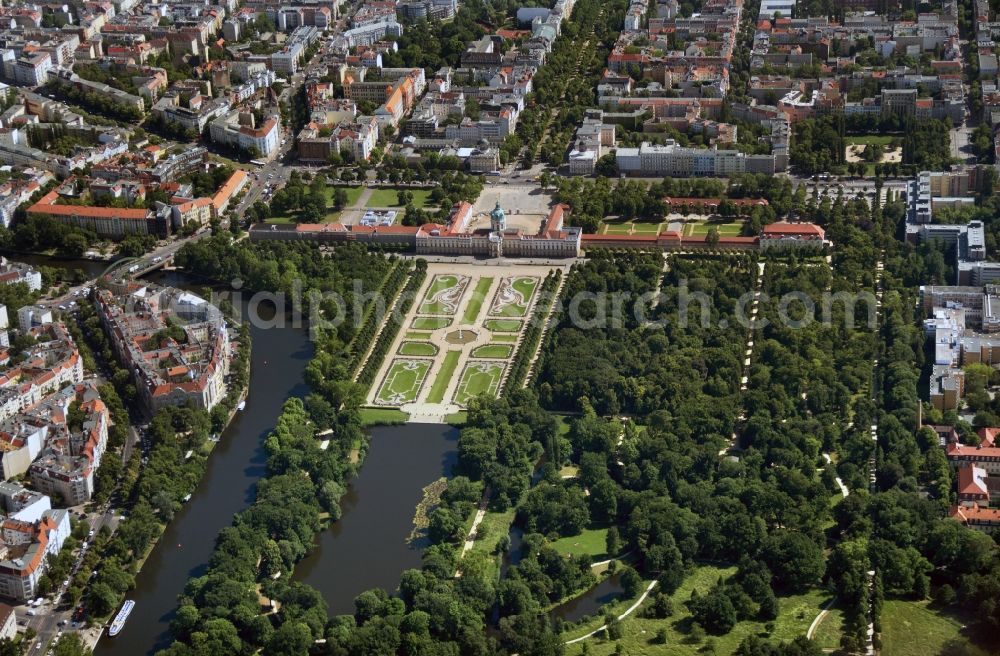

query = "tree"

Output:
[[688, 589, 738, 635], [762, 530, 825, 592], [706, 226, 720, 248], [52, 634, 92, 656]]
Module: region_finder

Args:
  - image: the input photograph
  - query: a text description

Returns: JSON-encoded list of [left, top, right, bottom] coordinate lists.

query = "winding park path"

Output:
[[563, 581, 659, 645]]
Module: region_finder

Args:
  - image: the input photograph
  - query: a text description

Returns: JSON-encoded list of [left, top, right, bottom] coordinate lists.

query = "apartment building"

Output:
[[0, 259, 40, 292], [28, 382, 109, 506], [95, 285, 230, 415], [208, 111, 280, 159], [0, 482, 69, 602]]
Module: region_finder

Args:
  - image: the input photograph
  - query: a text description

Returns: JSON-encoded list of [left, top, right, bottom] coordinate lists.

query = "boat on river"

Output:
[[108, 599, 134, 637]]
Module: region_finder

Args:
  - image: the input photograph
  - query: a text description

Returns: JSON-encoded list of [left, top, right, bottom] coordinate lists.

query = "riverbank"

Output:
[[86, 323, 252, 650]]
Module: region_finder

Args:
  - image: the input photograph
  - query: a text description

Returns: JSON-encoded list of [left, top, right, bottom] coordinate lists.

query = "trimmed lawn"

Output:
[[881, 600, 994, 656], [549, 527, 610, 559], [462, 277, 495, 324], [426, 350, 461, 403], [411, 317, 451, 330], [562, 565, 831, 655], [405, 331, 433, 339], [846, 134, 894, 146], [512, 277, 538, 304], [601, 222, 633, 234], [398, 341, 438, 357], [492, 334, 519, 343], [471, 343, 513, 359], [358, 407, 410, 426], [631, 221, 663, 234], [446, 411, 468, 426], [684, 221, 745, 237], [420, 274, 466, 315], [492, 277, 538, 318], [454, 361, 504, 405], [366, 188, 434, 208], [376, 359, 431, 405], [485, 319, 522, 332]]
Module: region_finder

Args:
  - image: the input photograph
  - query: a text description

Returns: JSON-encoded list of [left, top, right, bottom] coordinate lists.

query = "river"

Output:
[[293, 424, 458, 615], [95, 273, 315, 656], [92, 269, 457, 653]]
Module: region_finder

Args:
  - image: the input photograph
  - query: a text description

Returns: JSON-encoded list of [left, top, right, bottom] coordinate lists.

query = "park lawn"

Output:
[[492, 334, 519, 343], [358, 407, 410, 427], [462, 277, 495, 324], [376, 360, 431, 405], [454, 362, 504, 405], [810, 602, 844, 651], [268, 210, 341, 224], [405, 331, 433, 339], [423, 274, 462, 301], [328, 185, 365, 208], [631, 222, 663, 234], [471, 344, 513, 359], [446, 410, 468, 426], [562, 565, 830, 656], [846, 134, 894, 146], [399, 341, 438, 357], [512, 277, 538, 304], [485, 319, 522, 332], [366, 188, 434, 208], [685, 221, 745, 237], [426, 351, 461, 403], [549, 527, 609, 559], [602, 222, 633, 234], [411, 317, 451, 330], [880, 600, 994, 656]]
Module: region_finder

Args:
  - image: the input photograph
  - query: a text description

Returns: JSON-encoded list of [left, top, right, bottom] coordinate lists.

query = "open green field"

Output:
[[419, 274, 466, 315], [469, 508, 516, 558], [471, 344, 513, 359], [454, 361, 504, 405], [810, 601, 843, 651], [562, 565, 832, 655], [366, 188, 434, 209], [491, 334, 519, 343], [405, 331, 433, 339], [683, 221, 745, 237], [411, 317, 451, 330], [358, 407, 410, 426], [376, 359, 431, 405], [426, 350, 461, 403], [846, 134, 894, 146], [549, 527, 610, 559], [484, 319, 522, 332], [462, 277, 494, 324], [398, 341, 438, 357], [881, 600, 994, 656]]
